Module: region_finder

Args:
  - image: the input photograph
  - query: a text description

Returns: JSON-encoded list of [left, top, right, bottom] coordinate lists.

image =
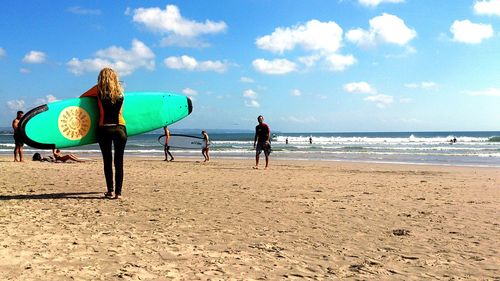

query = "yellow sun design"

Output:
[[58, 106, 91, 140]]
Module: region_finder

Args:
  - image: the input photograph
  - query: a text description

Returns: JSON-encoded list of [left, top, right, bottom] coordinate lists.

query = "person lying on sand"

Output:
[[52, 149, 84, 162]]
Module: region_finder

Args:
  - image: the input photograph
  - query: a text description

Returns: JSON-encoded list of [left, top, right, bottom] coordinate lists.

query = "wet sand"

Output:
[[0, 156, 498, 280]]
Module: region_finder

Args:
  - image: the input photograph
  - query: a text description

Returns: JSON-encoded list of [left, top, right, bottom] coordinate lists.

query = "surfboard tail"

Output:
[[18, 104, 56, 149], [187, 97, 193, 115]]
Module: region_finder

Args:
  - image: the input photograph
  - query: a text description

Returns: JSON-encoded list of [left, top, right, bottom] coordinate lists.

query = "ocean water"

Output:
[[1, 129, 500, 167]]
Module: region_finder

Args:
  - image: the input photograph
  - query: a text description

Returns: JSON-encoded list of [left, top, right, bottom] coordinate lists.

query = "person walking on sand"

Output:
[[201, 130, 210, 162], [12, 111, 24, 162], [163, 126, 174, 161], [81, 67, 127, 200], [253, 115, 271, 169]]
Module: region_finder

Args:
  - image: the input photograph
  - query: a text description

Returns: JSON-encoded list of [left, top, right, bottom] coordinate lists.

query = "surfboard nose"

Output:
[[187, 96, 193, 115]]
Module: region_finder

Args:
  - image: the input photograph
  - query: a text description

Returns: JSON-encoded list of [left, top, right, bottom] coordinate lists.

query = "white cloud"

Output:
[[240, 76, 254, 83], [298, 55, 321, 68], [244, 100, 260, 108], [22, 51, 47, 64], [131, 5, 226, 47], [450, 20, 493, 44], [164, 55, 228, 73], [7, 100, 26, 111], [474, 0, 500, 16], [132, 5, 226, 37], [35, 95, 59, 105], [358, 0, 404, 7], [256, 19, 343, 54], [243, 89, 260, 107], [182, 88, 198, 101], [347, 13, 416, 47], [280, 116, 318, 124], [325, 54, 357, 71], [67, 39, 155, 76], [291, 89, 302, 97], [344, 82, 396, 108], [182, 88, 198, 96], [467, 88, 500, 96], [405, 81, 438, 89], [344, 82, 377, 94], [0, 47, 5, 58], [67, 6, 102, 15], [243, 89, 258, 99], [252, 58, 297, 75], [364, 94, 394, 108], [255, 19, 358, 73]]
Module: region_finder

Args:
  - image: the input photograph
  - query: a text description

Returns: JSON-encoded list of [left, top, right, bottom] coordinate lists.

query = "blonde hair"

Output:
[[97, 67, 123, 104]]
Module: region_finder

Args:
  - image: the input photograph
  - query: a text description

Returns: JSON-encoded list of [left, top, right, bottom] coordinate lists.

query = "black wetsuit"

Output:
[[97, 95, 127, 196]]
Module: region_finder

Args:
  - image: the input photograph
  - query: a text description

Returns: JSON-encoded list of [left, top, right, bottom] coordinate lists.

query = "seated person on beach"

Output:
[[52, 149, 84, 162]]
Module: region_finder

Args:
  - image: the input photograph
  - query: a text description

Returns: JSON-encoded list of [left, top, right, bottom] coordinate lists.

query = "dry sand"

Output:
[[0, 156, 498, 280]]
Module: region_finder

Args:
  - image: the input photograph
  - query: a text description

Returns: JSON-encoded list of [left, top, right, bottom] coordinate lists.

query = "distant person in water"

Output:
[[253, 115, 271, 169], [286, 138, 288, 145], [201, 130, 210, 162], [12, 111, 24, 162], [52, 149, 84, 162], [163, 126, 174, 161], [309, 137, 313, 144]]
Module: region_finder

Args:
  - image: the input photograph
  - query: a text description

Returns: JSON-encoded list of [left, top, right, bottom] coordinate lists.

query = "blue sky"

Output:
[[1, 0, 500, 132]]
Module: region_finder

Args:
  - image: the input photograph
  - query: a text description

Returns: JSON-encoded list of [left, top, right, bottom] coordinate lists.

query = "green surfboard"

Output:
[[19, 92, 192, 149]]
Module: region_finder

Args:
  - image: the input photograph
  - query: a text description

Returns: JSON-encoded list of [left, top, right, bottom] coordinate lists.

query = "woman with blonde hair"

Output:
[[82, 67, 127, 199]]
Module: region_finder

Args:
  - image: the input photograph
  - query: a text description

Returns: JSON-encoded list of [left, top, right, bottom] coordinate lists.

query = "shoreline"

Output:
[[3, 152, 500, 169]]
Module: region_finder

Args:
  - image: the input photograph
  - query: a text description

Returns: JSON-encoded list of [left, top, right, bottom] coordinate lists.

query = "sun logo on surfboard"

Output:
[[58, 106, 91, 140]]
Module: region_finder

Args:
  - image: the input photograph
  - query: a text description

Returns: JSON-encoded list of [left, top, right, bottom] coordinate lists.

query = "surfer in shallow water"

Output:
[[163, 126, 174, 161], [82, 67, 127, 199], [202, 130, 210, 162]]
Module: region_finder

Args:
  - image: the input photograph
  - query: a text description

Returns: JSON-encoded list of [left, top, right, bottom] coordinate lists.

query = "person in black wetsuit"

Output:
[[82, 67, 127, 199]]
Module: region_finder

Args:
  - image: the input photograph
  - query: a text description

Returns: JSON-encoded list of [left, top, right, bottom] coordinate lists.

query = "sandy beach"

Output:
[[0, 156, 498, 280]]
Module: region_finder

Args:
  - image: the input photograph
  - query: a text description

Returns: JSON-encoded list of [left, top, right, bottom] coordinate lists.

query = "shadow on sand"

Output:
[[0, 192, 104, 201]]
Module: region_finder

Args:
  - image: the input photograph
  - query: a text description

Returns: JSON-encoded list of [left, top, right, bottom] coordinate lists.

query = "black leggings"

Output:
[[98, 125, 127, 195]]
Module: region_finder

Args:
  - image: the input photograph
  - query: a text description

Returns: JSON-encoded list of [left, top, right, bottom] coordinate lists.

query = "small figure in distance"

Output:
[[201, 130, 210, 162], [286, 137, 288, 145], [53, 149, 84, 162], [12, 111, 24, 162], [164, 126, 174, 161], [309, 136, 313, 144], [253, 115, 271, 169]]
